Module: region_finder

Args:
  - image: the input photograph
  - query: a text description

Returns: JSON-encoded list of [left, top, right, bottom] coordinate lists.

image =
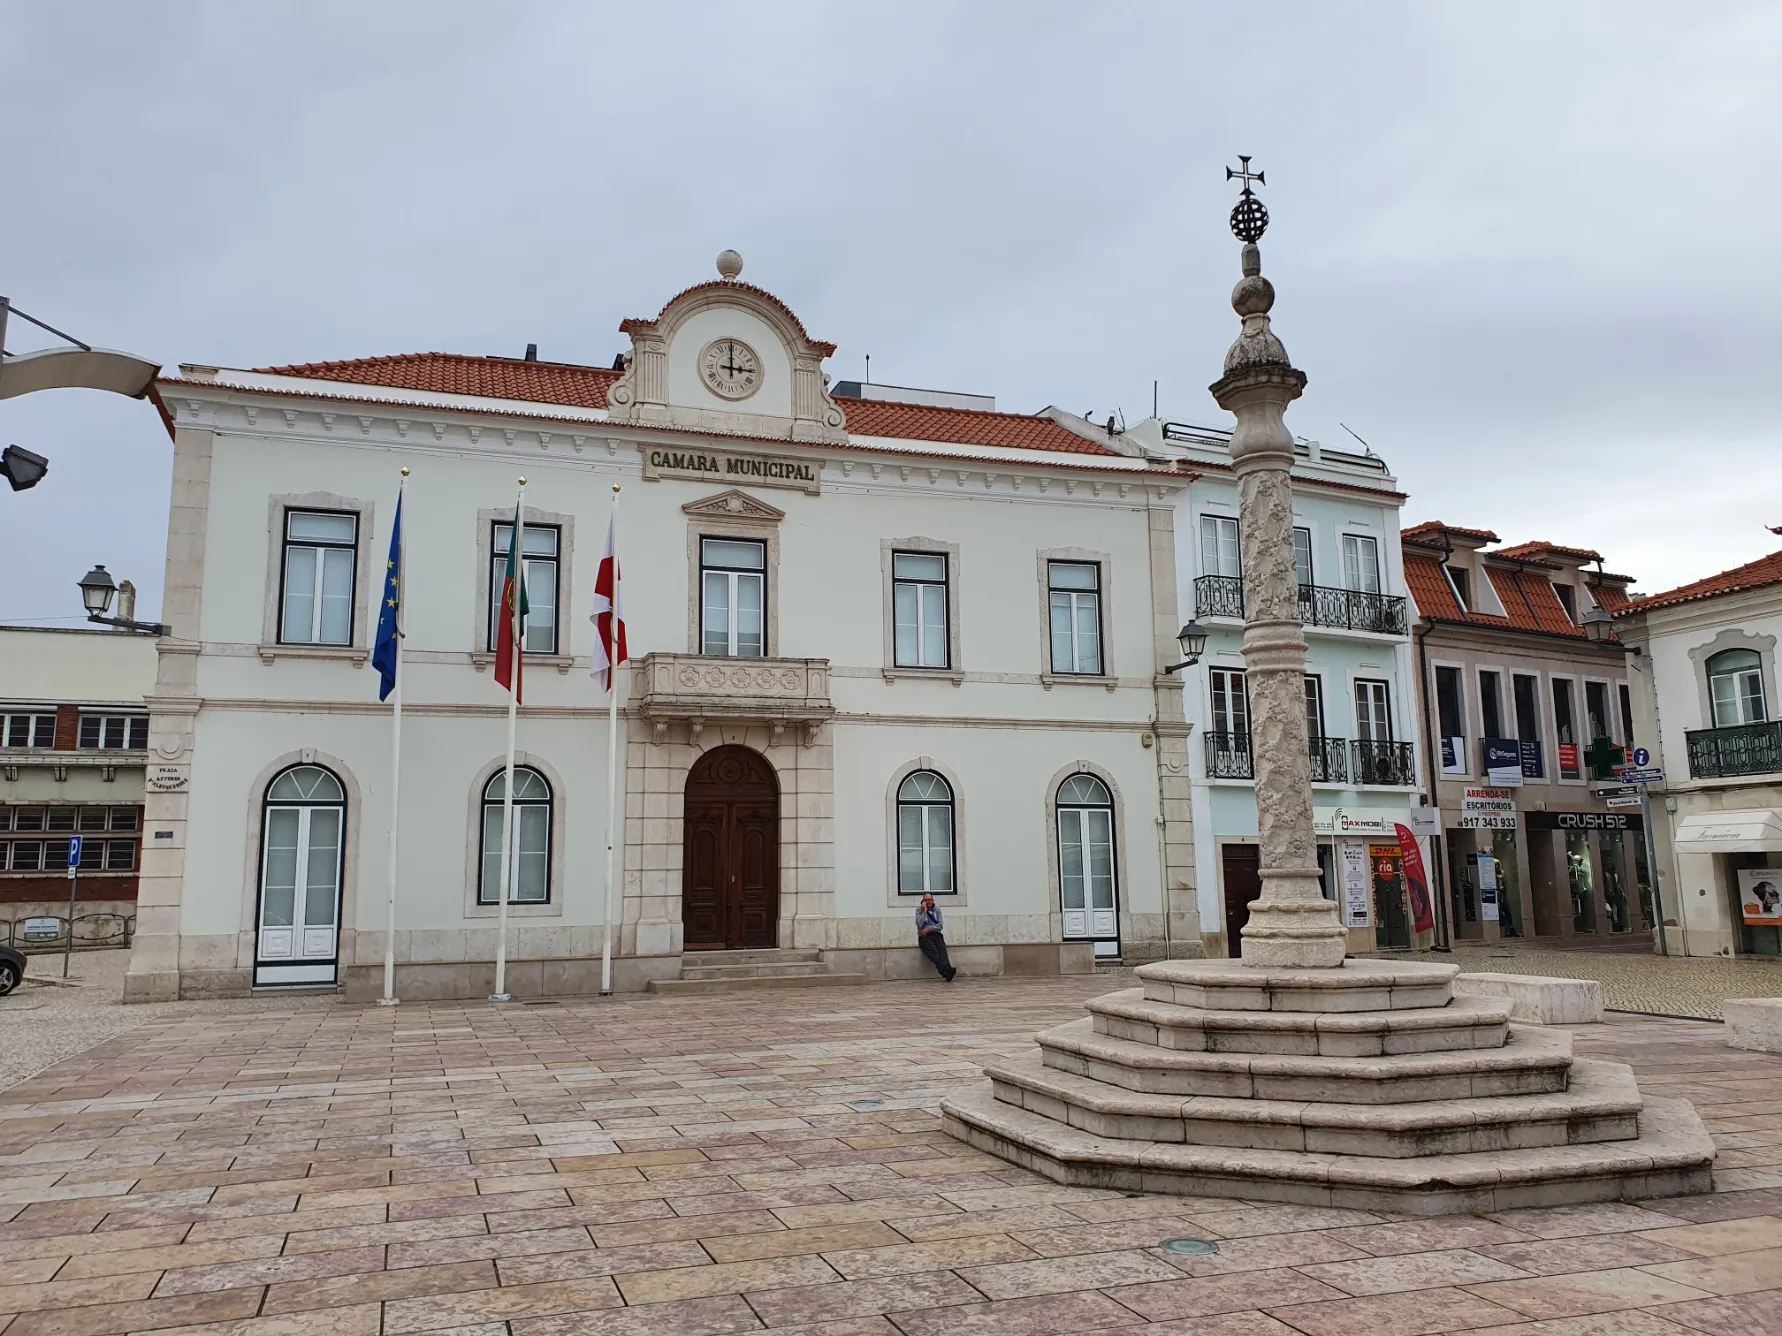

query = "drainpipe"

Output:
[[1416, 616, 1453, 951]]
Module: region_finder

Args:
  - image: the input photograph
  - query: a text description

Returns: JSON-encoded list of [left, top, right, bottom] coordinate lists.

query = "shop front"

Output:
[[1671, 808, 1782, 957], [1312, 807, 1435, 953]]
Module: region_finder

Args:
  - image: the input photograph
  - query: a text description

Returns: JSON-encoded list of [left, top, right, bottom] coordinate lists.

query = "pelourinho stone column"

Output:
[[1208, 201, 1346, 969]]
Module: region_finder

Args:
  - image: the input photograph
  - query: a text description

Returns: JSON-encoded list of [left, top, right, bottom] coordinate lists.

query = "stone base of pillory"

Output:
[[942, 957, 1715, 1215], [1453, 971, 1607, 1025]]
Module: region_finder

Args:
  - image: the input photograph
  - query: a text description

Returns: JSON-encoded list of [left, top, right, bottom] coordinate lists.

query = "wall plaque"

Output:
[[642, 445, 821, 494]]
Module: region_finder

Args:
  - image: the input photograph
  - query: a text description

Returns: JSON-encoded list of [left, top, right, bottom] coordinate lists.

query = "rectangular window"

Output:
[[891, 551, 949, 669], [105, 840, 136, 871], [1355, 679, 1393, 742], [1585, 680, 1611, 741], [1304, 675, 1325, 739], [1513, 672, 1544, 777], [1210, 667, 1249, 737], [1200, 515, 1241, 578], [1047, 561, 1103, 675], [1293, 528, 1314, 589], [1554, 583, 1577, 624], [3, 714, 56, 748], [1618, 683, 1635, 747], [1342, 534, 1381, 594], [280, 510, 357, 646], [701, 537, 766, 657], [77, 716, 149, 751], [1436, 665, 1465, 771], [490, 523, 560, 655], [1553, 678, 1580, 778], [1478, 670, 1505, 740]]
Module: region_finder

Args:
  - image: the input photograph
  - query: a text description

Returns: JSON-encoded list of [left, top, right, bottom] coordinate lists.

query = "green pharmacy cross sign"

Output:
[[1584, 736, 1627, 781]]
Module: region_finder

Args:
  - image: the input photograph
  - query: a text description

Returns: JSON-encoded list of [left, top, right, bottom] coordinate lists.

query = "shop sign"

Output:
[[1460, 787, 1518, 830], [1525, 810, 1643, 833], [1314, 807, 1406, 838], [1483, 739, 1524, 788], [1340, 839, 1371, 928], [1405, 807, 1442, 838], [1519, 740, 1544, 778], [1477, 852, 1500, 922], [1557, 742, 1581, 780], [1394, 823, 1436, 937], [1738, 868, 1782, 928], [1440, 736, 1466, 775]]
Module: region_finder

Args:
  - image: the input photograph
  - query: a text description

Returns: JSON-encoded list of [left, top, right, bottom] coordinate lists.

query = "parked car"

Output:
[[0, 944, 25, 995]]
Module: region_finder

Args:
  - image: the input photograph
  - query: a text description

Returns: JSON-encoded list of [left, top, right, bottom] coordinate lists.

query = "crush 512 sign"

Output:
[[642, 446, 822, 495]]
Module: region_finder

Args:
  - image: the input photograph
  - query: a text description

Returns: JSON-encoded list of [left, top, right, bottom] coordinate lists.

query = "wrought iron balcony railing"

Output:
[[1351, 739, 1417, 787], [1205, 732, 1352, 783], [1686, 721, 1782, 779], [1192, 575, 1408, 635], [1309, 735, 1349, 783]]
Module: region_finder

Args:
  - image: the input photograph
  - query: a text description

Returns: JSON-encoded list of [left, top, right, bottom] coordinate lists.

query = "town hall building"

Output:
[[122, 253, 1205, 1000]]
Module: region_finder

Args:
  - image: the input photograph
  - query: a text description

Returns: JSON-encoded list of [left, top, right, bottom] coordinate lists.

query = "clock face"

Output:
[[699, 338, 762, 401]]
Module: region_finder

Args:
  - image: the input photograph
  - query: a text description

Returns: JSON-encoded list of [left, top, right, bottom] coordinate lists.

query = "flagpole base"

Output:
[[487, 993, 513, 1004], [376, 997, 400, 1007]]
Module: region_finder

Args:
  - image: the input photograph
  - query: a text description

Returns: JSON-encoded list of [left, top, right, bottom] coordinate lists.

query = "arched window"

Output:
[[1056, 773, 1118, 946], [256, 764, 346, 984], [479, 767, 552, 904], [896, 770, 954, 895], [1708, 649, 1767, 727]]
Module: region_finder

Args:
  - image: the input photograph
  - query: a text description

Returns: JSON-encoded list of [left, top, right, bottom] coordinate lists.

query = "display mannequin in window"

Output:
[[915, 893, 955, 981]]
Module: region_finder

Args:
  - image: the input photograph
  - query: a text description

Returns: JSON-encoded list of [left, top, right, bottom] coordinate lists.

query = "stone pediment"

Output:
[[682, 489, 786, 523]]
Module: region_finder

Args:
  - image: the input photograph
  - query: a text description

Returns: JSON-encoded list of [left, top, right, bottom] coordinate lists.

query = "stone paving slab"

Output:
[[0, 973, 1779, 1334]]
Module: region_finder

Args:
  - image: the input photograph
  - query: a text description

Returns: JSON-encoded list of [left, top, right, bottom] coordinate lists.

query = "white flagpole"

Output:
[[379, 467, 410, 1007], [491, 477, 525, 1004], [600, 484, 621, 996]]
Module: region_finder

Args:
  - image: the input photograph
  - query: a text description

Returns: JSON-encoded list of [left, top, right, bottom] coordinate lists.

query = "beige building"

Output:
[[1402, 524, 1651, 945], [0, 624, 157, 948]]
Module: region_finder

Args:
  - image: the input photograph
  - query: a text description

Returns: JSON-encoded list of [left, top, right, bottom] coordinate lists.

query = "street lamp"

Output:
[[1163, 620, 1208, 673], [1580, 604, 1616, 644], [77, 564, 167, 635], [2, 444, 49, 491]]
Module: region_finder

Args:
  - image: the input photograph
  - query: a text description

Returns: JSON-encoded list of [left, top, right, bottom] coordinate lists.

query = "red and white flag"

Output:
[[589, 514, 627, 692]]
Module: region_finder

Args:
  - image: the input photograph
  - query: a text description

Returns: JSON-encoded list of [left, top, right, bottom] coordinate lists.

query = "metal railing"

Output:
[[1309, 735, 1349, 783], [1686, 721, 1782, 779], [1193, 575, 1408, 635], [1352, 739, 1417, 786]]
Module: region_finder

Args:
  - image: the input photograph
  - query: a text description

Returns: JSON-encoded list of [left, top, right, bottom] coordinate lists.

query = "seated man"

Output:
[[915, 892, 956, 982]]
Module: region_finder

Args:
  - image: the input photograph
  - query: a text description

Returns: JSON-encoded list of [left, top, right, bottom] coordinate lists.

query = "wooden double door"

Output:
[[683, 745, 779, 950]]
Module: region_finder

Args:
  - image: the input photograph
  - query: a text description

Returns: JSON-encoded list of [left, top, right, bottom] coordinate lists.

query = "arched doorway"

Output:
[[683, 745, 779, 950]]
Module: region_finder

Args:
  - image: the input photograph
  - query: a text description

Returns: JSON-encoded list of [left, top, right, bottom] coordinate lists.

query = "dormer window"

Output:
[[1444, 565, 1470, 612], [1554, 583, 1577, 625]]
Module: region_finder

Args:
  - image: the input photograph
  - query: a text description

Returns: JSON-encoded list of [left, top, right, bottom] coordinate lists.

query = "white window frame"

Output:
[[891, 551, 951, 670], [1047, 561, 1103, 676], [254, 764, 347, 986], [1210, 666, 1250, 738], [261, 493, 374, 662], [1055, 772, 1119, 952], [700, 535, 768, 658], [895, 769, 956, 896], [2, 713, 56, 749], [1293, 526, 1315, 590], [1354, 678, 1394, 743], [476, 766, 554, 906], [1707, 650, 1768, 727], [488, 521, 562, 656], [1200, 514, 1242, 579], [278, 509, 359, 647], [77, 714, 149, 751], [1342, 533, 1382, 594]]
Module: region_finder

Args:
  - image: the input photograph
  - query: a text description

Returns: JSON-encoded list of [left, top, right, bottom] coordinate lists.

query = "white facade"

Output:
[[1126, 421, 1421, 956], [124, 262, 1203, 1000], [1617, 557, 1782, 957]]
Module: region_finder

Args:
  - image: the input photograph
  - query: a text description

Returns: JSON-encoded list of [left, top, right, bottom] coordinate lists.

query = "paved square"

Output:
[[5, 973, 1782, 1335]]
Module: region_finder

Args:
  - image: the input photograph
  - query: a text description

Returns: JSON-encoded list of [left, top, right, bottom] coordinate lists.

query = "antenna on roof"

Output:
[[864, 354, 870, 384], [1339, 422, 1378, 456], [1153, 380, 1158, 419], [524, 343, 537, 362]]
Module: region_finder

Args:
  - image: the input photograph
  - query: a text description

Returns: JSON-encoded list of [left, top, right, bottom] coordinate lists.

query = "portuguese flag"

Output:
[[494, 511, 529, 702]]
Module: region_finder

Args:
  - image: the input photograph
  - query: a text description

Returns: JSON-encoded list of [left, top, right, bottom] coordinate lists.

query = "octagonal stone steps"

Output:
[[983, 1048, 1642, 1158], [1038, 1016, 1574, 1103], [943, 1083, 1717, 1216], [1088, 988, 1512, 1057], [1134, 958, 1461, 1013]]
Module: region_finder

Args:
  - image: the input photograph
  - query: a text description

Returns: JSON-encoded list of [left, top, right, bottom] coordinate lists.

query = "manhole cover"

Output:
[[1161, 1237, 1219, 1255]]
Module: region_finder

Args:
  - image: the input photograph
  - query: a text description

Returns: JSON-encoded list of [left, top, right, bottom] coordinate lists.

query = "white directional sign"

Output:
[[1616, 767, 1665, 785]]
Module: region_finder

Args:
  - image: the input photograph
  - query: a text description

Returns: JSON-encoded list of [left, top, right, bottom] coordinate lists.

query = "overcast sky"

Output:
[[5, 1, 1779, 625]]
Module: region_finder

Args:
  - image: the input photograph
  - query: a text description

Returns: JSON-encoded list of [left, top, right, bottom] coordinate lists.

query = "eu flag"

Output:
[[372, 490, 403, 701]]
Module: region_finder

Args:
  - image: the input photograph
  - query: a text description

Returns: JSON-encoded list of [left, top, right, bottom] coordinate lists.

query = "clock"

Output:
[[699, 338, 762, 401]]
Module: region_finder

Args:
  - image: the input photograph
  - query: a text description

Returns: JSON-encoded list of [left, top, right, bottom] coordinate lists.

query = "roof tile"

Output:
[[1402, 520, 1501, 545], [1620, 548, 1782, 615]]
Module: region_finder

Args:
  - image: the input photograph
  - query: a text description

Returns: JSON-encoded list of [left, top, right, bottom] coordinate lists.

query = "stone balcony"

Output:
[[632, 652, 834, 747]]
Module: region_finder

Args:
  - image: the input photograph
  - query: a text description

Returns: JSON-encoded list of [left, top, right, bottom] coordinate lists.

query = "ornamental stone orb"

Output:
[[1231, 273, 1275, 317], [716, 249, 744, 280]]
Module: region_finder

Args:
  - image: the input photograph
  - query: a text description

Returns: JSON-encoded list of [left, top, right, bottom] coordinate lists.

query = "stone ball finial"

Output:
[[716, 249, 744, 281]]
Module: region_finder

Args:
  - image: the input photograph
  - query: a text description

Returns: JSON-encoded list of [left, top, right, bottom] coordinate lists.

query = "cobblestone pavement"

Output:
[[1443, 943, 1782, 1020], [3, 977, 1782, 1336]]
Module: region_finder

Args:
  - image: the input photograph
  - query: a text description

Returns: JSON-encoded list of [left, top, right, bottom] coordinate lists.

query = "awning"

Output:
[[1673, 809, 1782, 854]]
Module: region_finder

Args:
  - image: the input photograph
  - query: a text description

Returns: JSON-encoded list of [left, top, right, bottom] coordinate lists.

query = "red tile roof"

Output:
[[1494, 540, 1603, 564], [261, 352, 620, 408], [1404, 552, 1591, 638], [1402, 521, 1500, 545], [1618, 548, 1782, 615], [254, 352, 1120, 458]]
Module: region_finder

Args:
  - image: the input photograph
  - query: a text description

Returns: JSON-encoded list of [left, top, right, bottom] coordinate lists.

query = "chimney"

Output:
[[116, 580, 136, 629], [524, 343, 538, 362]]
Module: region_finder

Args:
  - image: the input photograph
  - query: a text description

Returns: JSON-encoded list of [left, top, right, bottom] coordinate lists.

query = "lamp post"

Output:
[[1162, 620, 1209, 675], [78, 565, 168, 635], [1209, 160, 1346, 969]]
